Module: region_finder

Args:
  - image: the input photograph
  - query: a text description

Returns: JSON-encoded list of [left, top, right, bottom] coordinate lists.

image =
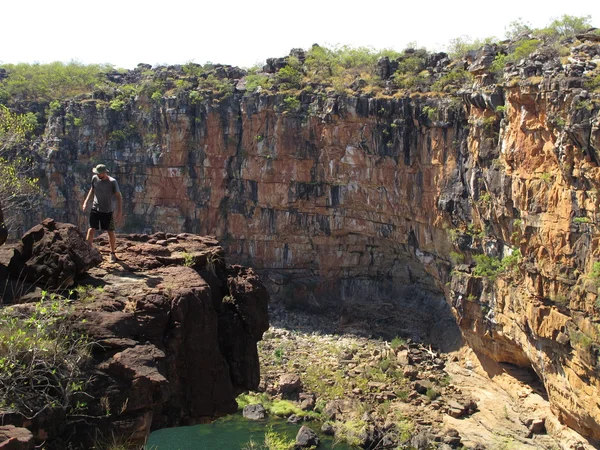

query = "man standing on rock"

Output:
[[82, 164, 123, 262]]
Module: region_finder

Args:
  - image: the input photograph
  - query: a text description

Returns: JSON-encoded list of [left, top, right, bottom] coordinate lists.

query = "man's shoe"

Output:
[[110, 252, 118, 263]]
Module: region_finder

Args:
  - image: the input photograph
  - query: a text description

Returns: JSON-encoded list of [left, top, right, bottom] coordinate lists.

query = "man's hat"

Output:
[[92, 164, 109, 174]]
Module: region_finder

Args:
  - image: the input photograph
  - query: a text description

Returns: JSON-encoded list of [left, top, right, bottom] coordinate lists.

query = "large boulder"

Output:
[[7, 218, 102, 288], [243, 404, 266, 420], [295, 426, 319, 448]]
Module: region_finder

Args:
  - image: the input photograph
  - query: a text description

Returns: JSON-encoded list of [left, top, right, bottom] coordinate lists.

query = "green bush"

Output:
[[262, 427, 295, 450], [422, 106, 437, 120], [48, 100, 62, 117], [151, 91, 162, 103], [197, 74, 234, 100], [0, 61, 113, 102], [449, 251, 465, 265], [245, 73, 273, 95], [585, 73, 600, 93], [242, 426, 295, 450], [446, 35, 496, 59], [431, 67, 472, 92], [390, 336, 406, 350], [573, 217, 591, 224], [425, 387, 439, 401], [512, 39, 541, 61], [109, 99, 126, 111], [590, 262, 600, 285], [472, 254, 503, 279], [0, 293, 91, 415], [282, 96, 300, 111], [276, 63, 302, 91], [333, 419, 368, 447], [538, 14, 592, 38]]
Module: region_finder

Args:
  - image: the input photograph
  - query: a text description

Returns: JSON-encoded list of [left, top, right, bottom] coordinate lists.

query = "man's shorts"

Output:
[[89, 210, 115, 231]]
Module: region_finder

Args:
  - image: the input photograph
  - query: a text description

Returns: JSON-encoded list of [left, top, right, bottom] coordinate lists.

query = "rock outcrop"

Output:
[[4, 35, 600, 442], [7, 218, 102, 288], [0, 227, 269, 448]]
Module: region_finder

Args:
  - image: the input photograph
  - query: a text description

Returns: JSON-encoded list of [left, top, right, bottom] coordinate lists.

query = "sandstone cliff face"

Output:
[[26, 37, 600, 441]]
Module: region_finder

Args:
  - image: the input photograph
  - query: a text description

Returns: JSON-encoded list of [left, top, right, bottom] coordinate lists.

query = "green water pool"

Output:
[[146, 414, 354, 450]]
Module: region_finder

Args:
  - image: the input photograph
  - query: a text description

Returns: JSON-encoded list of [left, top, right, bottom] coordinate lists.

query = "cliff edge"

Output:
[[0, 219, 269, 448]]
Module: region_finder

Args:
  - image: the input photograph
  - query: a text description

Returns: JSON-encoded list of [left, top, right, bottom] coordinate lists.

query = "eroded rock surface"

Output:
[[0, 231, 269, 448], [7, 218, 102, 288]]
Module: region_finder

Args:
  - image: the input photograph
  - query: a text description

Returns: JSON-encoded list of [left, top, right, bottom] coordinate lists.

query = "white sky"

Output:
[[1, 0, 597, 69]]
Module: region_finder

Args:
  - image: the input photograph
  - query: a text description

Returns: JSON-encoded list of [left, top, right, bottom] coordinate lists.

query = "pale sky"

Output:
[[2, 0, 597, 69]]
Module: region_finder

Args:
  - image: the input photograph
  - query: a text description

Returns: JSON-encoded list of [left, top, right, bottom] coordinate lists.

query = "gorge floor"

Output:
[[254, 304, 597, 450]]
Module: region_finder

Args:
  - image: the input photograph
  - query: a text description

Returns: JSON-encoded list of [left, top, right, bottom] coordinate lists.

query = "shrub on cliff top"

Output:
[[537, 14, 593, 39], [0, 61, 113, 103]]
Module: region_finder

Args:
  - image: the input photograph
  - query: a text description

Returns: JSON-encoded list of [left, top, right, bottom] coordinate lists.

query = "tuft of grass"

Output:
[[390, 336, 406, 351], [333, 419, 369, 447], [425, 388, 439, 401], [181, 251, 194, 267]]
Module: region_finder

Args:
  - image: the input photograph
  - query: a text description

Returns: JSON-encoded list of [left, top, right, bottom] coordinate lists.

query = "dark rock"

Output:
[[323, 399, 357, 420], [7, 219, 102, 288], [379, 433, 396, 447], [529, 418, 546, 435], [321, 422, 334, 435], [414, 380, 434, 394], [243, 404, 266, 420], [411, 430, 434, 450], [298, 393, 316, 411], [447, 400, 466, 418], [287, 414, 302, 424], [295, 425, 319, 448], [377, 57, 399, 80], [443, 435, 462, 447], [278, 374, 302, 393]]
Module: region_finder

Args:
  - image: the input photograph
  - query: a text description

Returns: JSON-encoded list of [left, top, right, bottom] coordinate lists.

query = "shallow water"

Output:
[[146, 414, 354, 450]]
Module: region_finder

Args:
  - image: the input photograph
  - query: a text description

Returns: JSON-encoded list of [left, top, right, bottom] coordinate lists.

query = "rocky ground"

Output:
[[250, 304, 597, 450], [0, 222, 269, 449]]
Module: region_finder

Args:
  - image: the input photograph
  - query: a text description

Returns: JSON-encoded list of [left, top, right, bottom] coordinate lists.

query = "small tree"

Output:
[[539, 15, 593, 39], [0, 105, 40, 237], [505, 18, 533, 40]]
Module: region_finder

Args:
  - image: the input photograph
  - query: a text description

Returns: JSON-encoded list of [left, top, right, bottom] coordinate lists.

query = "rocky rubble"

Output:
[[243, 304, 596, 449]]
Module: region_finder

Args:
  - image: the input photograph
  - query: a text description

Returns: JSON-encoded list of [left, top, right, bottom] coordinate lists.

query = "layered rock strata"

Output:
[[12, 36, 600, 441]]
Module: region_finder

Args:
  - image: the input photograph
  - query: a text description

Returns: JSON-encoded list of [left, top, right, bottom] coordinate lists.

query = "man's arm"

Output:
[[115, 191, 123, 223], [82, 187, 94, 211]]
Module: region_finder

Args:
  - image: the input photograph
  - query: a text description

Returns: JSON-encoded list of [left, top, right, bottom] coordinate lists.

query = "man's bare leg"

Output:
[[108, 231, 117, 261], [86, 228, 95, 247]]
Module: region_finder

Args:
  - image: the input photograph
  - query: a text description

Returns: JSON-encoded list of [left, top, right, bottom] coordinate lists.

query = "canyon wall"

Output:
[[20, 39, 600, 441]]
